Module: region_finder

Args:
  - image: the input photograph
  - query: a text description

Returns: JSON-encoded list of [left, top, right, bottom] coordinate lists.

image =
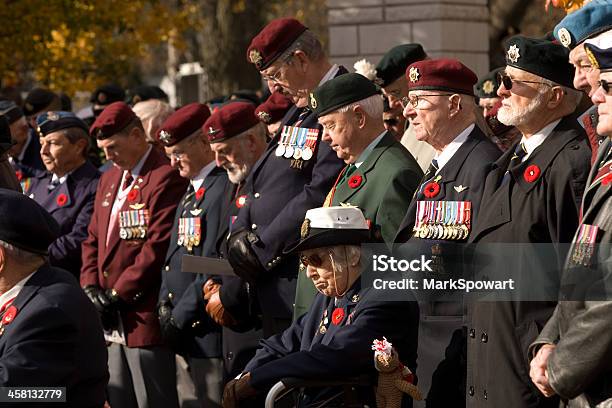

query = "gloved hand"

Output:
[[227, 229, 264, 284], [205, 287, 238, 327], [84, 286, 120, 331], [157, 301, 184, 353], [96, 288, 122, 314], [222, 373, 258, 408], [83, 285, 106, 313]]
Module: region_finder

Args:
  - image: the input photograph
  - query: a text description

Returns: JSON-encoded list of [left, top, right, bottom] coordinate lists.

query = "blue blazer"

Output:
[[0, 265, 108, 408], [28, 161, 100, 278]]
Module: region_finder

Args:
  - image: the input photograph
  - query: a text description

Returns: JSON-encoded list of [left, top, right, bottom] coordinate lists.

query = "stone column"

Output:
[[327, 0, 490, 77]]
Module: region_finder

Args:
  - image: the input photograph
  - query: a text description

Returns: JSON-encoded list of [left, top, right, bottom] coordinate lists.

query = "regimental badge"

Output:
[[409, 67, 420, 83], [373, 77, 384, 87], [96, 128, 104, 139], [585, 46, 599, 70], [98, 92, 107, 104], [159, 130, 172, 145], [558, 27, 572, 48], [25, 102, 33, 112], [309, 93, 318, 109], [47, 111, 59, 121], [482, 80, 495, 95], [257, 111, 272, 124], [453, 185, 468, 193], [301, 218, 311, 239], [249, 49, 263, 65], [208, 126, 220, 136], [507, 44, 520, 63]]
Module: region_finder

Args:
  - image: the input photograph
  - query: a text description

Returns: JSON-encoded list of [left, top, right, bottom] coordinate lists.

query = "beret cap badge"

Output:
[[301, 218, 311, 239], [408, 67, 420, 83], [159, 130, 171, 145], [97, 92, 107, 104], [249, 49, 263, 67], [310, 93, 318, 109], [482, 80, 495, 95], [507, 44, 521, 63], [257, 111, 272, 124], [47, 111, 59, 121], [558, 28, 572, 48], [208, 126, 220, 136]]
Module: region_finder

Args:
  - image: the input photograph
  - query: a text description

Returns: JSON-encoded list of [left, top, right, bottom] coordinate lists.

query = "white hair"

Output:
[[133, 100, 174, 141], [337, 94, 384, 119]]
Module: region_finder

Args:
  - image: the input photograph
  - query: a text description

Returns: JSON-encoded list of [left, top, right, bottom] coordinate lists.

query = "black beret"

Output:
[[35, 111, 88, 137], [128, 85, 168, 105], [308, 73, 380, 117], [374, 44, 427, 87], [90, 84, 125, 105], [23, 88, 59, 117], [474, 67, 504, 99], [504, 35, 575, 88], [0, 100, 24, 124], [0, 188, 60, 255], [0, 115, 13, 154]]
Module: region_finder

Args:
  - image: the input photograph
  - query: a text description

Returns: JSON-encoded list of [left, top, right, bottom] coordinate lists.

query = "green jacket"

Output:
[[293, 131, 423, 319]]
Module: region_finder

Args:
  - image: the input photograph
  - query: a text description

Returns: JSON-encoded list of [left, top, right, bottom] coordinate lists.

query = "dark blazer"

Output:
[[28, 161, 100, 278], [530, 137, 612, 408], [0, 153, 20, 191], [0, 265, 108, 408], [244, 278, 419, 406], [159, 165, 229, 358], [231, 67, 347, 330], [10, 129, 45, 190], [81, 148, 188, 347], [466, 115, 592, 408]]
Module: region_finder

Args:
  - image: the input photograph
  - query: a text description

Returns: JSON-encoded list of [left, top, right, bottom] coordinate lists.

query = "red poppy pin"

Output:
[[127, 189, 139, 202], [195, 187, 205, 200], [56, 193, 68, 206], [14, 170, 23, 181], [423, 182, 440, 198], [602, 173, 612, 186], [2, 305, 18, 325], [235, 195, 247, 208], [348, 174, 362, 189], [331, 308, 345, 325], [523, 165, 541, 183]]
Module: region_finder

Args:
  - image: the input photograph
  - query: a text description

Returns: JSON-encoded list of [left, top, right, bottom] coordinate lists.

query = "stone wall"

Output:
[[327, 0, 490, 77]]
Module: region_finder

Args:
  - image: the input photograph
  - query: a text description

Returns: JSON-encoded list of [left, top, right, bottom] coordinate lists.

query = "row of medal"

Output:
[[570, 223, 599, 267], [275, 125, 319, 161], [178, 217, 202, 252], [119, 209, 150, 240], [413, 200, 472, 240]]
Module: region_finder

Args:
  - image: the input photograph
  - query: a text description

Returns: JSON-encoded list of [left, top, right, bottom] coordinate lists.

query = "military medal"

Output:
[[284, 127, 298, 158], [301, 129, 319, 161], [293, 128, 308, 160], [571, 224, 599, 266], [275, 126, 291, 157], [119, 208, 149, 240]]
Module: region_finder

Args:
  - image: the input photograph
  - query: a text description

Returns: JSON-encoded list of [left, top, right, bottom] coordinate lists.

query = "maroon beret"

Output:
[[255, 92, 293, 124], [406, 58, 477, 96], [156, 103, 210, 147], [246, 18, 308, 70], [90, 102, 137, 140], [204, 102, 259, 143]]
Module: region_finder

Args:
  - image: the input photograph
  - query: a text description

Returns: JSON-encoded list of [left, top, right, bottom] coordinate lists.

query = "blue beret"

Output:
[[553, 0, 612, 49], [0, 188, 60, 255], [35, 111, 89, 137]]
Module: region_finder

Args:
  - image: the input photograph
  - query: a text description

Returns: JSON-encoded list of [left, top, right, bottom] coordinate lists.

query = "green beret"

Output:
[[308, 73, 380, 117], [504, 35, 575, 88], [474, 67, 504, 99], [374, 44, 427, 87]]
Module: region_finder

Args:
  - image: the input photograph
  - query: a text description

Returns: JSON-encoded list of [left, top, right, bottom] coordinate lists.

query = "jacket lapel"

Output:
[[581, 138, 611, 220]]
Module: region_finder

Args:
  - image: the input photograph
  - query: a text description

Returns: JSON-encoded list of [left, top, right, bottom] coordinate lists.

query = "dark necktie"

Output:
[[501, 142, 527, 185], [417, 159, 439, 194], [294, 108, 310, 127], [47, 177, 60, 191], [122, 170, 133, 190]]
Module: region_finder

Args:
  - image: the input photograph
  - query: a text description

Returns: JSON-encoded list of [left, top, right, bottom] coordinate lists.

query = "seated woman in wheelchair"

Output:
[[223, 206, 419, 407]]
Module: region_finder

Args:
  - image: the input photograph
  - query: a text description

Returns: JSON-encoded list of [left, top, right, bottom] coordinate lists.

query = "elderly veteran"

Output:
[[0, 116, 20, 191], [27, 111, 100, 278], [553, 0, 612, 161], [474, 67, 504, 117], [155, 103, 229, 407], [22, 88, 62, 128], [254, 91, 293, 136], [292, 73, 423, 318], [375, 44, 435, 171], [228, 18, 345, 337], [222, 206, 419, 408], [132, 99, 174, 152], [528, 41, 612, 408], [467, 36, 592, 408], [81, 102, 187, 408], [204, 101, 268, 382], [0, 188, 108, 407]]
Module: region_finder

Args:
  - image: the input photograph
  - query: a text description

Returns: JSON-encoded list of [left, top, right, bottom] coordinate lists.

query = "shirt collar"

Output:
[[318, 64, 339, 86], [355, 131, 386, 168], [520, 118, 561, 160], [434, 123, 475, 172], [0, 270, 36, 310], [191, 161, 216, 192], [577, 105, 597, 130]]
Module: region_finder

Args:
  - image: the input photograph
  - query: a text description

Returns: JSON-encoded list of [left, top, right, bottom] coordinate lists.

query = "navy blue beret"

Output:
[[35, 111, 89, 137], [0, 100, 24, 124], [0, 188, 60, 255], [554, 1, 612, 49], [585, 42, 612, 72]]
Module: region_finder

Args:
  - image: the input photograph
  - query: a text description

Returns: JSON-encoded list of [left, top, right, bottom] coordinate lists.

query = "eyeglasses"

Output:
[[261, 53, 294, 83], [400, 94, 453, 109], [599, 79, 611, 94], [497, 73, 553, 91], [167, 151, 187, 161]]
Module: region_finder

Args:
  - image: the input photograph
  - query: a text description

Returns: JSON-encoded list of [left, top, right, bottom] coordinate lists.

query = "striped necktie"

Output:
[[501, 142, 527, 185]]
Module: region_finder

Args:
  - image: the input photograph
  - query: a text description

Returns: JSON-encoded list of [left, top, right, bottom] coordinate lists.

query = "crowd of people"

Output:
[[0, 1, 610, 407]]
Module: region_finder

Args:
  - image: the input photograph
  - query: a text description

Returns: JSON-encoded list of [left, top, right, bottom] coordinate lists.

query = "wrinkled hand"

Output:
[[222, 373, 258, 408], [227, 230, 264, 283], [157, 302, 184, 353], [206, 289, 238, 327], [530, 344, 557, 397]]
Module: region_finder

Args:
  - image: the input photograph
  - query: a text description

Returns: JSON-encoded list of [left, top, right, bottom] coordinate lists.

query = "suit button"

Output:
[[227, 351, 234, 360], [251, 224, 257, 230], [483, 389, 487, 400], [168, 292, 174, 300], [165, 266, 170, 272], [468, 386, 474, 397], [103, 270, 109, 278], [469, 328, 475, 338], [481, 332, 488, 343], [254, 193, 260, 198]]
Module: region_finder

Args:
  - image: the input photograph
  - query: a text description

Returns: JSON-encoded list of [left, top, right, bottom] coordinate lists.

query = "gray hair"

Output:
[[337, 94, 384, 119], [233, 122, 267, 143], [0, 240, 45, 266], [279, 30, 325, 63], [59, 127, 90, 157]]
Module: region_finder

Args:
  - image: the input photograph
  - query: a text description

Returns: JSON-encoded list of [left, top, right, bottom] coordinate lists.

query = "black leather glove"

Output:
[[227, 229, 264, 284], [85, 286, 120, 331], [96, 288, 122, 313], [157, 302, 184, 353], [83, 285, 105, 313]]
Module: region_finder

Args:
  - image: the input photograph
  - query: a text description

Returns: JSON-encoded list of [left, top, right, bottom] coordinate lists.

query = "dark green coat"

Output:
[[293, 131, 423, 319]]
